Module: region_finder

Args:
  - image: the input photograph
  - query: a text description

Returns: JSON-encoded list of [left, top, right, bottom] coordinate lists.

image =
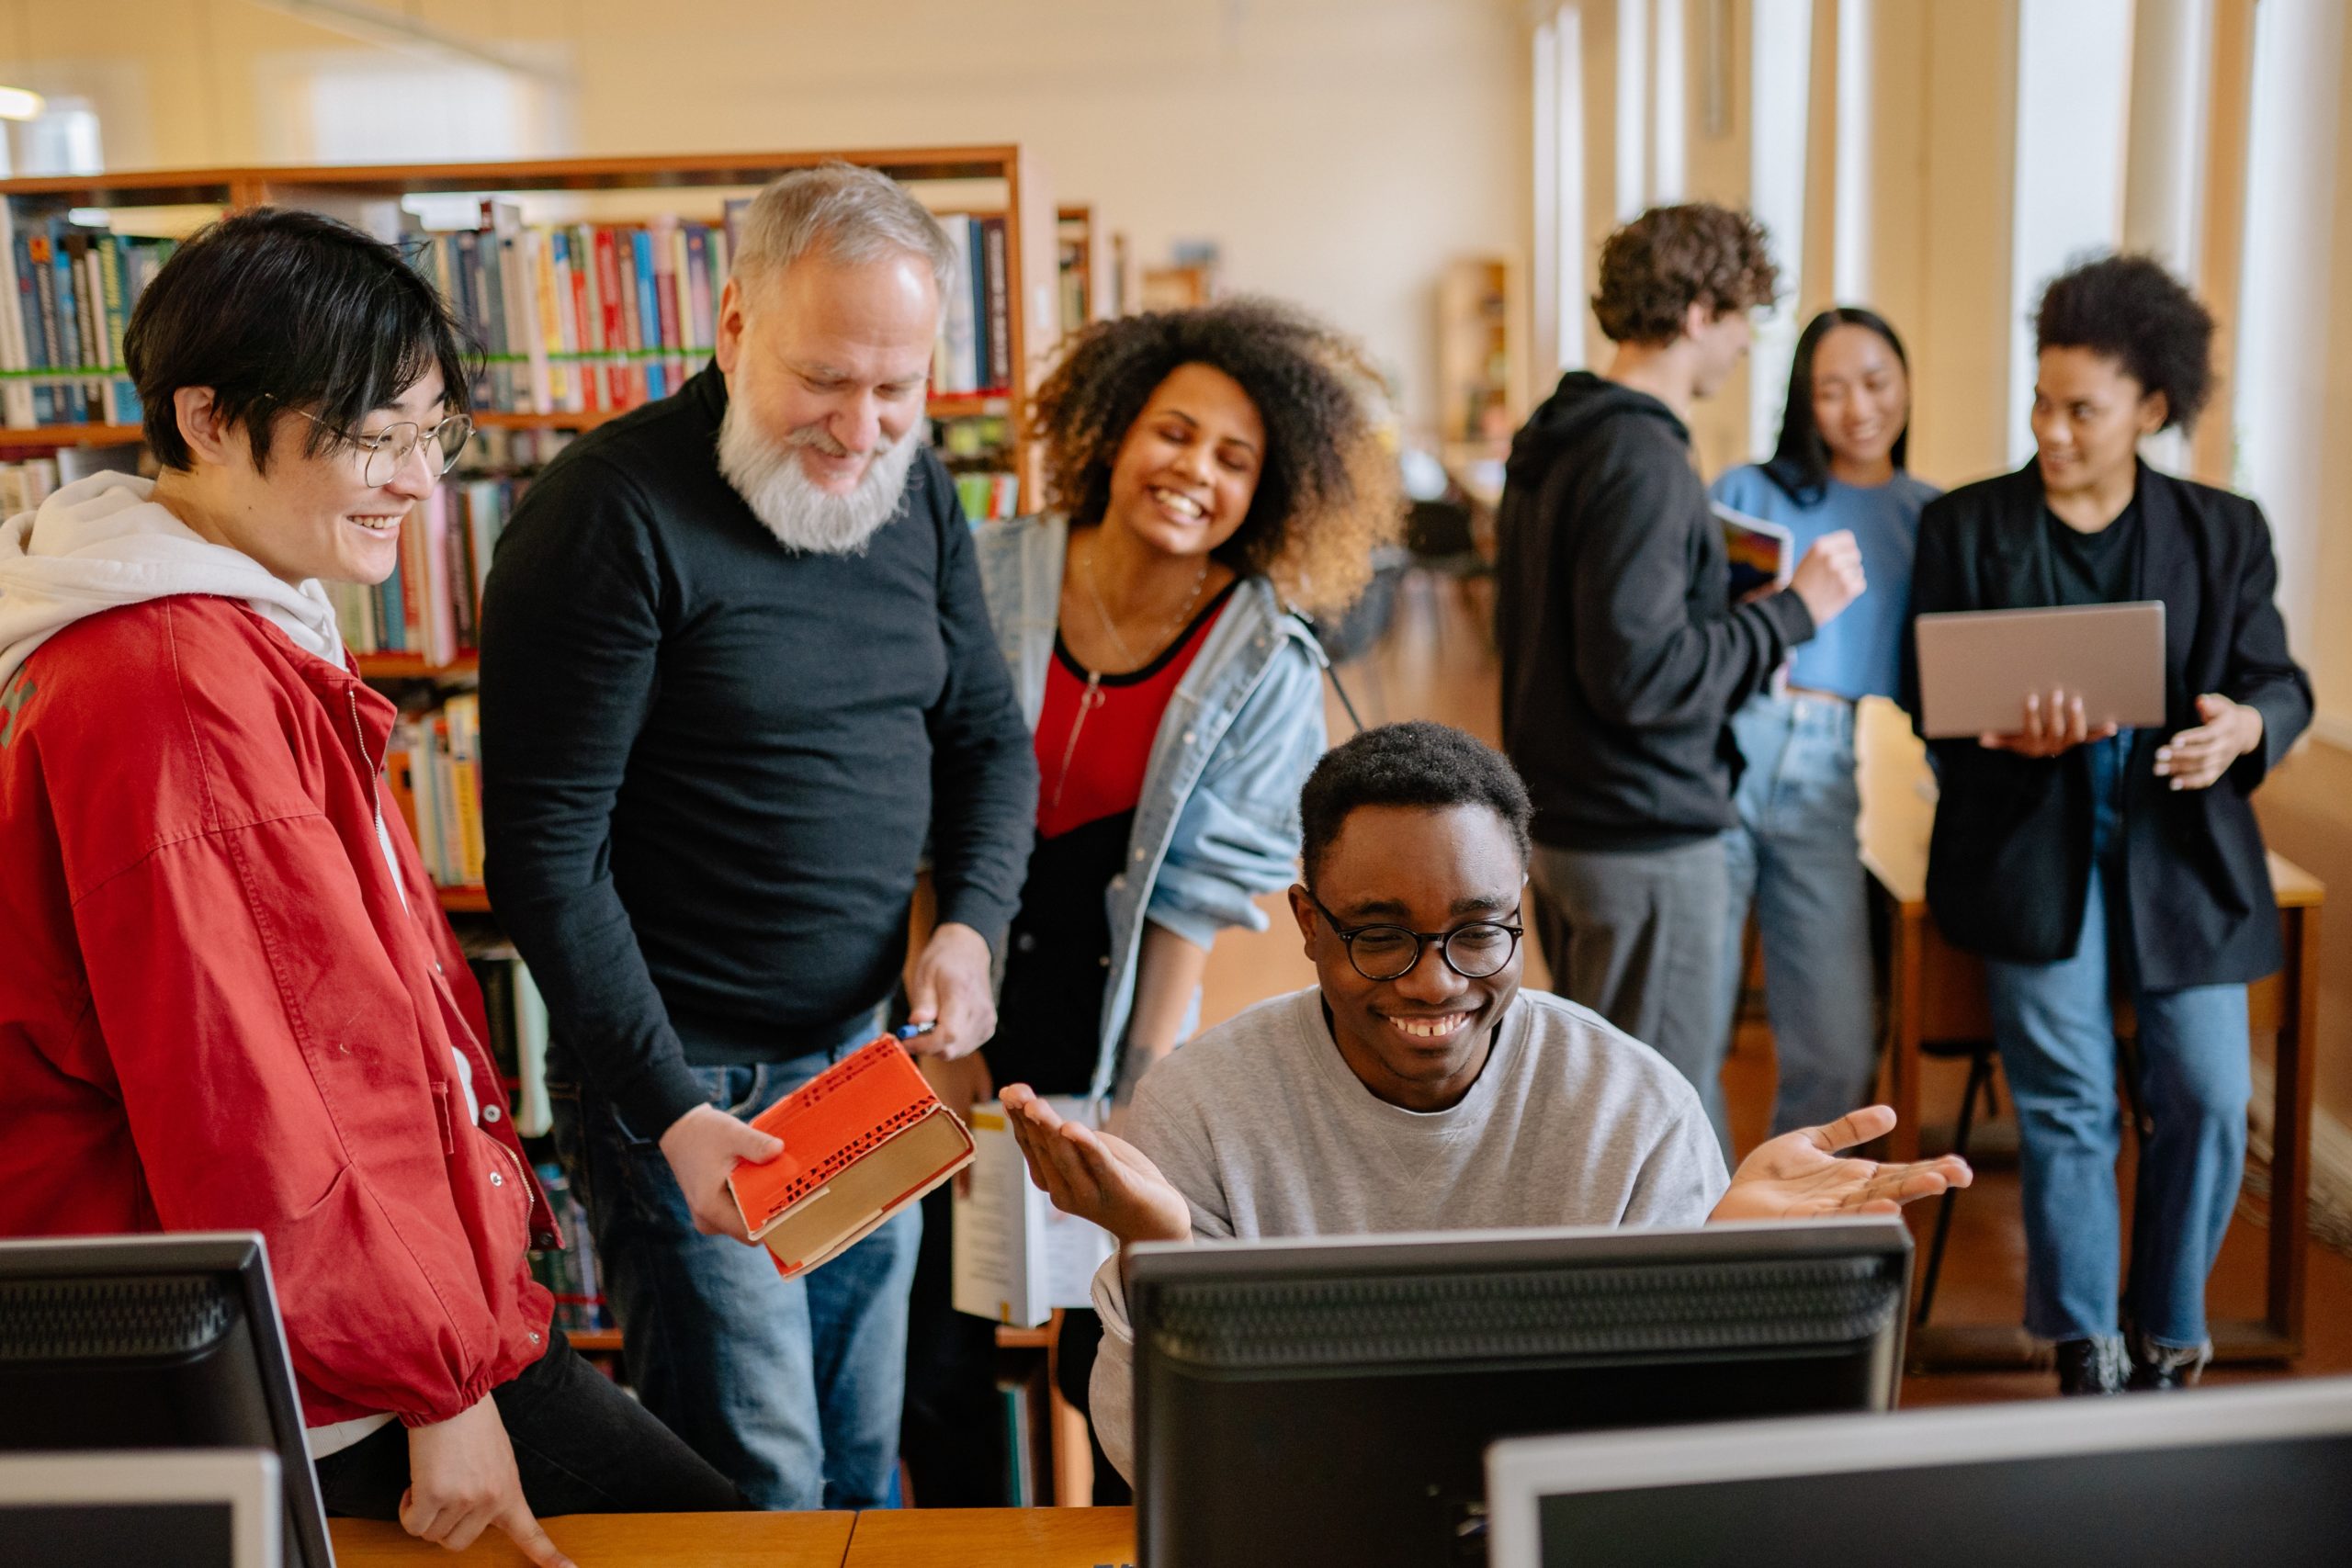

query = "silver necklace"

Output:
[[1047, 538, 1211, 812]]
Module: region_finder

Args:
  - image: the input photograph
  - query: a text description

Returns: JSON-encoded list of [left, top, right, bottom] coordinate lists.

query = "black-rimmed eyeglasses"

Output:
[[1304, 887, 1523, 982], [277, 400, 473, 487]]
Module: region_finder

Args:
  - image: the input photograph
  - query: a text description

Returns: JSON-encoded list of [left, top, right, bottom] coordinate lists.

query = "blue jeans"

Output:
[[549, 1043, 921, 1510], [1982, 734, 2250, 1349], [1720, 692, 1879, 1137]]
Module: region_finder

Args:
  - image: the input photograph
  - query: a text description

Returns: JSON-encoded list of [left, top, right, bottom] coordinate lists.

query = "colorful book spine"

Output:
[[629, 228, 664, 402], [591, 227, 627, 409], [980, 218, 1011, 395]]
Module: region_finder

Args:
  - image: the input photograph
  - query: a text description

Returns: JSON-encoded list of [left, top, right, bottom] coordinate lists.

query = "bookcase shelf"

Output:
[[356, 651, 478, 679], [0, 147, 1059, 475], [436, 885, 492, 913], [0, 423, 142, 447]]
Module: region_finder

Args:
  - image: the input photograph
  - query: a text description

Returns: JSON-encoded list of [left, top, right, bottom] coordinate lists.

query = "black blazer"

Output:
[[1902, 461, 2312, 987]]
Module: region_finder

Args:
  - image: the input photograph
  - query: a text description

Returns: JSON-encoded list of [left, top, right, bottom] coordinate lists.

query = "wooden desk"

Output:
[[1856, 701, 2323, 1368], [843, 1506, 1135, 1567], [328, 1511, 854, 1566], [326, 1507, 1136, 1567]]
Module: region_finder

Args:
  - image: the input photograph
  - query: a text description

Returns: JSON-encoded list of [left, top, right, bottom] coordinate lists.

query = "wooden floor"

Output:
[[1195, 573, 2352, 1405]]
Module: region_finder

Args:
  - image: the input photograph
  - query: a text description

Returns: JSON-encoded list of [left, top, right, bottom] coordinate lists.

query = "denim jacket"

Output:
[[975, 514, 1329, 1099]]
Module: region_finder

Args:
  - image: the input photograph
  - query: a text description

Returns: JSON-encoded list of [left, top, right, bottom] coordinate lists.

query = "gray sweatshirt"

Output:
[[1088, 985, 1732, 1480]]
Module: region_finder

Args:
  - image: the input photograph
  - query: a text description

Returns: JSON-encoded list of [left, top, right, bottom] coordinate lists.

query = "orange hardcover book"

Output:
[[727, 1035, 974, 1280]]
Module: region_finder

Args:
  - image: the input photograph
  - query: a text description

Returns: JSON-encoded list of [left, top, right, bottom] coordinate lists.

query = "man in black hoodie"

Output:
[[1494, 204, 1864, 1152]]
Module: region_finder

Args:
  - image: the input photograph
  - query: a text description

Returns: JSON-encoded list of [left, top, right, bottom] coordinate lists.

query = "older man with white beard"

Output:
[[477, 164, 1037, 1511]]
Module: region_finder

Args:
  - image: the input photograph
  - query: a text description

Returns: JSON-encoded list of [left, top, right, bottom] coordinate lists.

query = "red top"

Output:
[[1034, 583, 1236, 840], [0, 595, 555, 1430]]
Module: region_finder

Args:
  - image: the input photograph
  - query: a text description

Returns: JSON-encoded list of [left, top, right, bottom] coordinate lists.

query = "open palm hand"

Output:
[[1001, 1084, 1193, 1247], [1712, 1105, 1972, 1222]]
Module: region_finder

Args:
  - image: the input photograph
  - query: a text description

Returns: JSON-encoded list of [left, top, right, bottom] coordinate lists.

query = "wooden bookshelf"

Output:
[[436, 885, 492, 913], [1057, 204, 1100, 329], [0, 146, 1061, 497], [0, 423, 143, 447], [355, 651, 478, 679]]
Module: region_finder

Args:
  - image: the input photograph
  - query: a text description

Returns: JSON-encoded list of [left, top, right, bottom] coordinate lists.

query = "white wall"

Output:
[[2234, 0, 2347, 696], [0, 0, 1532, 433]]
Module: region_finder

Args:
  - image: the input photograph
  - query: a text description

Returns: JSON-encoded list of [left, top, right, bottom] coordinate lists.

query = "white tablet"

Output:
[[1912, 601, 2166, 739]]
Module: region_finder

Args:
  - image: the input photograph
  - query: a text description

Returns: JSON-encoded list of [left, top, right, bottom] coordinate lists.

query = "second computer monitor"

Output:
[[1127, 1217, 1910, 1568], [1486, 1375, 2352, 1568]]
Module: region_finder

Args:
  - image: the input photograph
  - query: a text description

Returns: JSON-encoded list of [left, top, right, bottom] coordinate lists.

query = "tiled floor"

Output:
[[1194, 573, 2351, 1406]]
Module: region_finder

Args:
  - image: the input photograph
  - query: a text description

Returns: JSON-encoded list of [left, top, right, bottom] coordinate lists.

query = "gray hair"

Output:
[[730, 162, 957, 303]]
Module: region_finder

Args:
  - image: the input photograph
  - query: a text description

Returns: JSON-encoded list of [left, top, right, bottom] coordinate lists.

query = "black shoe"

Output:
[[2054, 1336, 2126, 1395], [2126, 1330, 2211, 1392]]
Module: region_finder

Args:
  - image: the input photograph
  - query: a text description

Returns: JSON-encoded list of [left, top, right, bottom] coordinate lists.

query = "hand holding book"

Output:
[[661, 1103, 786, 1243]]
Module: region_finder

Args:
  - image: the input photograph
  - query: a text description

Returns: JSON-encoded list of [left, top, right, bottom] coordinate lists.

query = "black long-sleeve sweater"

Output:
[[478, 365, 1037, 1140], [1495, 373, 1815, 851]]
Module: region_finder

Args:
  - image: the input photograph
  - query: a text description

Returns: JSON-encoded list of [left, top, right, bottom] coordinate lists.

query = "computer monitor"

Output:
[[0, 1450, 282, 1568], [0, 1234, 334, 1568], [1485, 1374, 2352, 1568], [1127, 1217, 1911, 1568]]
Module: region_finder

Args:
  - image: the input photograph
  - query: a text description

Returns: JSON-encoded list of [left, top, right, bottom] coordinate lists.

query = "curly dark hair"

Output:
[[2034, 254, 2214, 432], [1028, 297, 1403, 616], [1592, 203, 1781, 346], [1298, 721, 1533, 889]]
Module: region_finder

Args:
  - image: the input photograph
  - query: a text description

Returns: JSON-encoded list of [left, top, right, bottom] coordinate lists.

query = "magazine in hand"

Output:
[[1717, 502, 1795, 602]]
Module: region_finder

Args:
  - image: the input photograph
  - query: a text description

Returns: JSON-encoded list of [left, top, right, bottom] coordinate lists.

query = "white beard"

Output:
[[716, 400, 920, 557]]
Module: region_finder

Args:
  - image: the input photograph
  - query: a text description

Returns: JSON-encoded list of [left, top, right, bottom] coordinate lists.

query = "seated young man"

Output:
[[1001, 721, 1969, 1480]]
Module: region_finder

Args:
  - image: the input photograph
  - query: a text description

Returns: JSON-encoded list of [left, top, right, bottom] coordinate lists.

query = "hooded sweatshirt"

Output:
[[0, 469, 343, 692], [1493, 372, 1817, 852], [0, 471, 511, 1452]]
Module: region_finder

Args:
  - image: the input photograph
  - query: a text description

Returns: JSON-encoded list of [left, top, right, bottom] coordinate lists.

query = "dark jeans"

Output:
[[551, 1043, 921, 1510], [313, 1327, 743, 1518]]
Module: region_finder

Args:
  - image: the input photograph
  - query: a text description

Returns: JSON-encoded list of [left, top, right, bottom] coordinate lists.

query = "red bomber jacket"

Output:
[[0, 593, 556, 1429]]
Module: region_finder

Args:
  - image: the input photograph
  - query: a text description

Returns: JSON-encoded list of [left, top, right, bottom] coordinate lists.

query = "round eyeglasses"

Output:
[[1304, 887, 1524, 982], [279, 401, 474, 487]]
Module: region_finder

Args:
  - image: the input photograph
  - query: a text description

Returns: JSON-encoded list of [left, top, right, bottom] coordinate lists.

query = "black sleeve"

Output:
[[477, 457, 706, 1142], [1568, 451, 1815, 728], [2220, 499, 2313, 791], [1905, 496, 2054, 793], [920, 462, 1037, 949]]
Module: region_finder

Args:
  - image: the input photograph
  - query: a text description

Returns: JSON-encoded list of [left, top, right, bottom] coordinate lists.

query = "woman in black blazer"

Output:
[[1905, 255, 2312, 1397]]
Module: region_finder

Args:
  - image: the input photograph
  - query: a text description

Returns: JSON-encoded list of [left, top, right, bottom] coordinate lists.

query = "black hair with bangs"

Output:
[[124, 207, 474, 473]]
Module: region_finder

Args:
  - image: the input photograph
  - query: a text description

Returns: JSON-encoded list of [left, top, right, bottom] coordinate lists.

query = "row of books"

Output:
[[326, 476, 528, 664], [0, 456, 60, 516], [414, 203, 1023, 416], [0, 211, 173, 427], [530, 1161, 615, 1335], [387, 693, 486, 889], [409, 204, 729, 417], [955, 471, 1023, 524], [933, 214, 1015, 398]]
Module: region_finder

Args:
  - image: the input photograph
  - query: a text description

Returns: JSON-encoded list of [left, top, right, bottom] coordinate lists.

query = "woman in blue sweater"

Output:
[[1710, 307, 1936, 1138]]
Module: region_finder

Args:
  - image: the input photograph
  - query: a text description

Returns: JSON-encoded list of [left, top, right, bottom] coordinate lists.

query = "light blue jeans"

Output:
[[550, 1042, 920, 1510], [1982, 734, 2250, 1349], [1720, 692, 1879, 1137]]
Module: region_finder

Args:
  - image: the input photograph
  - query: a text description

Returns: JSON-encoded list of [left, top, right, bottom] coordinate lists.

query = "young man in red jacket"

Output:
[[0, 209, 740, 1562]]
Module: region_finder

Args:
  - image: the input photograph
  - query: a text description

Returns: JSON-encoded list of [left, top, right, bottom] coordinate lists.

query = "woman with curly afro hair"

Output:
[[1904, 254, 2312, 1396], [899, 299, 1398, 1506]]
